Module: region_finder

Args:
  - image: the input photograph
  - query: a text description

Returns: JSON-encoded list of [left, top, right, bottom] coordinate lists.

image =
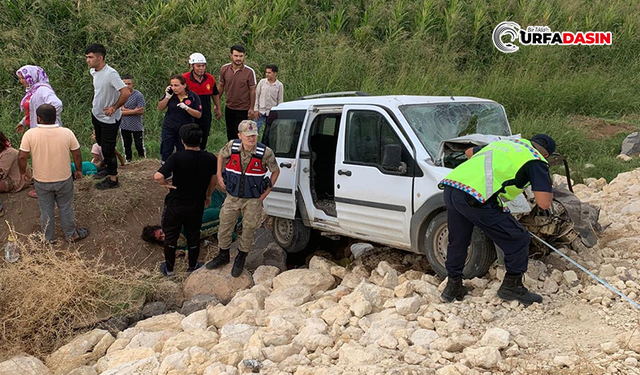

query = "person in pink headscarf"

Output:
[[15, 65, 63, 134]]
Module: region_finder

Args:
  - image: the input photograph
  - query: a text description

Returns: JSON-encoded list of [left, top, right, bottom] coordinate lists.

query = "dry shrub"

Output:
[[0, 227, 157, 361]]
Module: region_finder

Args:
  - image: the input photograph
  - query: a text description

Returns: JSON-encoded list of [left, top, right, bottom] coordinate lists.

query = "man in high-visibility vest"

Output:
[[438, 134, 556, 306]]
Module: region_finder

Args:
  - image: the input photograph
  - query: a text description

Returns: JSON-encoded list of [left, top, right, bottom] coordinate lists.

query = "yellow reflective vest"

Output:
[[439, 139, 548, 205]]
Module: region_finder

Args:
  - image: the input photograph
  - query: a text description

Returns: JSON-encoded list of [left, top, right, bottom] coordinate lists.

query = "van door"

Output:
[[261, 109, 308, 219], [335, 105, 415, 246]]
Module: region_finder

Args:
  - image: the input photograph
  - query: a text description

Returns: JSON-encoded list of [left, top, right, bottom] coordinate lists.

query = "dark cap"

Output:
[[530, 134, 556, 155]]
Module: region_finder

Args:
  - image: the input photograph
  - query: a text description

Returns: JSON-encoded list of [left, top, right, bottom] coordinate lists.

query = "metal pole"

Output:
[[530, 232, 640, 311]]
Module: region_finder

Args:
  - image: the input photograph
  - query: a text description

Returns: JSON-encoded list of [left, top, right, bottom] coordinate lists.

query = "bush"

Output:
[[0, 227, 155, 360]]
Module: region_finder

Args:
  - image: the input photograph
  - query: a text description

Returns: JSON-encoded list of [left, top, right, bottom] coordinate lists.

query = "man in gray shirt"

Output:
[[85, 43, 131, 190]]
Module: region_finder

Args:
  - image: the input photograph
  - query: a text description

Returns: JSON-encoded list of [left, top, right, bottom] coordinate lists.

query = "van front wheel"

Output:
[[272, 217, 311, 253], [423, 211, 496, 279]]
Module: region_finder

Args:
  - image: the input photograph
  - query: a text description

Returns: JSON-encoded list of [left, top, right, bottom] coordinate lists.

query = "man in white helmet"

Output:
[[182, 52, 222, 151]]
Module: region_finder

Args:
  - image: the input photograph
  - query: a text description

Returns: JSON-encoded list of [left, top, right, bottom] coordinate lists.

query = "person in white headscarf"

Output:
[[15, 65, 63, 133]]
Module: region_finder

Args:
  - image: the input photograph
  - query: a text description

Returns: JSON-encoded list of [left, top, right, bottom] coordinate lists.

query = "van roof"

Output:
[[273, 95, 497, 110]]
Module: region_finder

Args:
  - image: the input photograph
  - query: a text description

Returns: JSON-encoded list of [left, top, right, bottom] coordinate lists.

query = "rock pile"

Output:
[[4, 169, 640, 375]]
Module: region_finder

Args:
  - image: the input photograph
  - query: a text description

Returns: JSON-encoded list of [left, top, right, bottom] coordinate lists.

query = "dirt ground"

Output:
[[570, 115, 637, 140], [1, 160, 174, 271]]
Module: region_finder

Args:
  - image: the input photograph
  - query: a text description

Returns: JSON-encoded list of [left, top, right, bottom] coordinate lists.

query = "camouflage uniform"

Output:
[[217, 140, 278, 252]]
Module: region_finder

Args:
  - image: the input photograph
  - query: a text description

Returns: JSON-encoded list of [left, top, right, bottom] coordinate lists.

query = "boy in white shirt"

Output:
[[253, 65, 283, 131]]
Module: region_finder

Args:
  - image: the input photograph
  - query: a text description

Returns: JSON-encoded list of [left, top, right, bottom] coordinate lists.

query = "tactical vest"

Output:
[[438, 139, 548, 205], [223, 140, 270, 198]]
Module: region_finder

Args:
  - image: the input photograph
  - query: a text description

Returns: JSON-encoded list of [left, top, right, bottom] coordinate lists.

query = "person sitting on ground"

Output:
[[91, 130, 125, 174], [153, 123, 217, 276], [0, 131, 33, 216]]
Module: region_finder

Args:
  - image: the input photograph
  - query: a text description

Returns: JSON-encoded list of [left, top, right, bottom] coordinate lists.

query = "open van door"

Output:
[[261, 109, 308, 219]]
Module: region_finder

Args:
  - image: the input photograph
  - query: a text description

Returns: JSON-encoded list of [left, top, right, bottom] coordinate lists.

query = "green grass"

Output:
[[1, 0, 639, 182]]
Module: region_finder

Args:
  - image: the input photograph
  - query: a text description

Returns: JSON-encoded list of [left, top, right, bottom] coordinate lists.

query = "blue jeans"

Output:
[[160, 124, 185, 162], [255, 113, 267, 132]]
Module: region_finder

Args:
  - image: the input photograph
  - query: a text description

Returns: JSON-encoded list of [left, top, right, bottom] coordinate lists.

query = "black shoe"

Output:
[[498, 273, 543, 306], [93, 169, 109, 179], [160, 262, 174, 277], [95, 177, 120, 190], [231, 251, 247, 277], [205, 248, 230, 269], [441, 276, 468, 302], [187, 262, 204, 273]]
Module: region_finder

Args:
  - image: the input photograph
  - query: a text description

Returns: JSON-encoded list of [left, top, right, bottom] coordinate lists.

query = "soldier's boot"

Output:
[[441, 276, 468, 302], [498, 273, 543, 306], [205, 248, 230, 269], [231, 251, 248, 278]]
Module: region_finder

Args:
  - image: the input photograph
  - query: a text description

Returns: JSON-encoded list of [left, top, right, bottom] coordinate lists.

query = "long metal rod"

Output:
[[530, 232, 640, 311]]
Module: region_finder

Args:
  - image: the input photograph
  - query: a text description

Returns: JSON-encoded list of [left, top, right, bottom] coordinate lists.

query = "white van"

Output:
[[260, 93, 594, 278]]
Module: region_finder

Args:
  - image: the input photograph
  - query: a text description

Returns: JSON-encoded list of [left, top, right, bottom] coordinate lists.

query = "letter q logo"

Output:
[[493, 21, 521, 53]]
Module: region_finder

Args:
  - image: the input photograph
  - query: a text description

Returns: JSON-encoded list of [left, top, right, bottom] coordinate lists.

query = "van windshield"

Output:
[[400, 102, 511, 158]]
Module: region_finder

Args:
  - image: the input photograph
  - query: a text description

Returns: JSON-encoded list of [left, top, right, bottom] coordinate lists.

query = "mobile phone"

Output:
[[168, 88, 174, 95]]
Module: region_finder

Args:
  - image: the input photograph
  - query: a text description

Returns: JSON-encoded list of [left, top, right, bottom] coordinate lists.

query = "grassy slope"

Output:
[[1, 0, 639, 182]]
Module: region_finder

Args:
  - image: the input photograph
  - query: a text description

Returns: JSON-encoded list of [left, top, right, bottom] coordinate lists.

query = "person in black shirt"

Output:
[[158, 74, 202, 163], [154, 124, 217, 276]]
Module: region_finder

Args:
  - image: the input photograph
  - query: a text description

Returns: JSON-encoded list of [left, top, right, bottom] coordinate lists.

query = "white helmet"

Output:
[[189, 52, 207, 64]]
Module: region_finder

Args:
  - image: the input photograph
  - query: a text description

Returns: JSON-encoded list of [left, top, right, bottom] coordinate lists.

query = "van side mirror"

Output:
[[382, 144, 407, 173]]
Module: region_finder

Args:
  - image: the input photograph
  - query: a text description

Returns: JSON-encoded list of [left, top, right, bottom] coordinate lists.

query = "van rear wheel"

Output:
[[423, 211, 496, 279], [272, 217, 311, 254]]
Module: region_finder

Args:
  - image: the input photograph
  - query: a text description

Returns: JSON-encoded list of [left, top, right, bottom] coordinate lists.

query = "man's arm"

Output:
[[122, 107, 145, 116], [465, 148, 474, 159], [259, 150, 280, 201], [254, 81, 262, 112], [115, 148, 126, 166], [248, 86, 257, 119], [154, 171, 175, 190], [71, 148, 83, 179], [465, 145, 485, 159], [104, 87, 132, 116], [204, 174, 217, 208], [18, 150, 29, 176], [525, 161, 553, 210], [260, 169, 279, 202], [533, 191, 553, 210], [213, 94, 222, 119], [278, 83, 284, 105], [217, 153, 226, 189]]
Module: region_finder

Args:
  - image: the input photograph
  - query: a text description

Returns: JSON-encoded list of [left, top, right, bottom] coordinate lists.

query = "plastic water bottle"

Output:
[[4, 235, 20, 263]]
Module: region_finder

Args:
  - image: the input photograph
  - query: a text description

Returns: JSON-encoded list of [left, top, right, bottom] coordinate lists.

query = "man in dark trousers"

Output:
[[85, 43, 131, 190], [183, 52, 222, 151], [438, 134, 556, 306], [218, 45, 257, 141], [154, 124, 217, 276]]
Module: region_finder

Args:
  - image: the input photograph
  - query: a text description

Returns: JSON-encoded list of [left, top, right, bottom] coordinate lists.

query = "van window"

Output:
[[321, 117, 337, 135], [400, 102, 511, 158], [262, 110, 306, 158], [344, 110, 413, 175]]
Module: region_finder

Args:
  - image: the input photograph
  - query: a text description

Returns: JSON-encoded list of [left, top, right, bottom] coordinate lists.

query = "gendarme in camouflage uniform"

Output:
[[206, 120, 279, 277]]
